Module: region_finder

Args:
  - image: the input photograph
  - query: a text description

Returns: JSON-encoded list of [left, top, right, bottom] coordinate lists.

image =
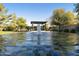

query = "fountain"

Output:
[[31, 21, 47, 45], [37, 24, 41, 45], [37, 24, 41, 34]]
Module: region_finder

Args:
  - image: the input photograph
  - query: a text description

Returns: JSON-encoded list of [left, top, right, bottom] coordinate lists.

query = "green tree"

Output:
[[42, 23, 49, 31], [10, 13, 17, 27], [17, 17, 27, 29], [0, 3, 8, 31], [0, 3, 7, 14], [51, 8, 65, 31], [0, 3, 8, 22], [4, 13, 17, 31], [74, 3, 79, 27], [62, 11, 76, 25], [51, 9, 76, 31], [0, 4, 28, 32], [74, 3, 79, 15]]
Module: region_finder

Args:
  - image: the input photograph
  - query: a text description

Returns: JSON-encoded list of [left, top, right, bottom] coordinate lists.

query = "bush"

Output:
[[70, 29, 76, 33], [6, 26, 13, 31], [64, 29, 69, 32], [76, 29, 79, 32], [5, 26, 16, 31], [59, 30, 62, 32]]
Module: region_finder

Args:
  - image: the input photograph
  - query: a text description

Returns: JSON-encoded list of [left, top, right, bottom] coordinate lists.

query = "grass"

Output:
[[0, 31, 15, 35]]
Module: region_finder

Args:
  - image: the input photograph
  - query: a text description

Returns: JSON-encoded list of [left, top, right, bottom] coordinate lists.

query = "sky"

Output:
[[3, 3, 74, 25]]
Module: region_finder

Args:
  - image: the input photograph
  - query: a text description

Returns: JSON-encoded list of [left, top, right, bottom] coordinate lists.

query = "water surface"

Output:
[[0, 31, 79, 56]]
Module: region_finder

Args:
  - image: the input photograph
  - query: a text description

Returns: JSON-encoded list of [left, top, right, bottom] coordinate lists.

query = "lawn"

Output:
[[0, 31, 14, 35]]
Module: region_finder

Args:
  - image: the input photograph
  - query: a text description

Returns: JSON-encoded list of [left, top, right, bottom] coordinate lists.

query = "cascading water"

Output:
[[37, 24, 41, 34], [37, 24, 41, 45]]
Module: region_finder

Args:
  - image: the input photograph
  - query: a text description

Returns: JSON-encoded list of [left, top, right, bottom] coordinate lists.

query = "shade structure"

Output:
[[31, 21, 47, 24]]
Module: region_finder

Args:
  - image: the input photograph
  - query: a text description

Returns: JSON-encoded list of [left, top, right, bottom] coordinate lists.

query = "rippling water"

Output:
[[0, 31, 79, 56]]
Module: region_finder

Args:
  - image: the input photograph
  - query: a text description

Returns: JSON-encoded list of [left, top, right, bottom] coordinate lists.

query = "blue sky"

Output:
[[3, 3, 74, 25]]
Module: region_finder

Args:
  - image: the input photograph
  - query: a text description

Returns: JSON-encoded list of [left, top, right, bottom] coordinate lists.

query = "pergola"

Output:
[[31, 21, 47, 31]]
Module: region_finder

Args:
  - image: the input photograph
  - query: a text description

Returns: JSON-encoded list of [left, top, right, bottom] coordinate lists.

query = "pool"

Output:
[[0, 31, 79, 56]]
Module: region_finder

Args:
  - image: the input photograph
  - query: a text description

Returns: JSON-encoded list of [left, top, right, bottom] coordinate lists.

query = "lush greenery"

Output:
[[0, 31, 15, 35], [50, 7, 78, 32], [0, 3, 79, 32], [0, 4, 28, 32]]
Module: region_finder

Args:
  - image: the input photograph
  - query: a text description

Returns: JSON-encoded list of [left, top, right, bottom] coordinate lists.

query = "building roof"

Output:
[[31, 21, 47, 24]]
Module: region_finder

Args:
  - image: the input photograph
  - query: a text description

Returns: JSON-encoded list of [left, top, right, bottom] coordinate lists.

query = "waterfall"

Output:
[[37, 24, 41, 34], [37, 24, 41, 45]]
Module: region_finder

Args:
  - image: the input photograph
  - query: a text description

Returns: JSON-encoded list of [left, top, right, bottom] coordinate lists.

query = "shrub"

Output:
[[64, 29, 69, 32], [70, 29, 76, 33]]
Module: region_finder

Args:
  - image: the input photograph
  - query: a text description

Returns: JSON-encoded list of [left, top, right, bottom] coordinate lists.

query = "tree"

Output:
[[0, 3, 7, 22], [51, 8, 65, 31], [51, 8, 76, 31], [62, 11, 75, 25], [0, 4, 28, 32], [0, 3, 7, 14], [74, 3, 79, 26], [17, 17, 27, 29], [0, 4, 8, 31], [3, 13, 18, 31], [42, 23, 49, 31], [74, 3, 79, 15]]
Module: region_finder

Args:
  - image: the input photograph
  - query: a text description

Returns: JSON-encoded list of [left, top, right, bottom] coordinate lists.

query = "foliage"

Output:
[[74, 3, 79, 15], [62, 11, 75, 25], [0, 4, 28, 32], [17, 17, 27, 29], [70, 29, 76, 33], [64, 29, 69, 32], [51, 8, 65, 25], [0, 3, 7, 14], [51, 9, 77, 32], [51, 9, 76, 25]]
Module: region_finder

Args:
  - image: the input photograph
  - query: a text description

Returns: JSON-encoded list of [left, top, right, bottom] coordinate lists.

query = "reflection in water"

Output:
[[51, 32, 78, 56], [3, 33, 26, 46], [0, 32, 79, 55], [0, 35, 6, 55], [11, 32, 26, 44]]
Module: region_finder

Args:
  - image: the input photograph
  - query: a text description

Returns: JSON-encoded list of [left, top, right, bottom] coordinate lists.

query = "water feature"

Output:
[[0, 31, 79, 56], [37, 24, 41, 34], [37, 24, 41, 45]]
